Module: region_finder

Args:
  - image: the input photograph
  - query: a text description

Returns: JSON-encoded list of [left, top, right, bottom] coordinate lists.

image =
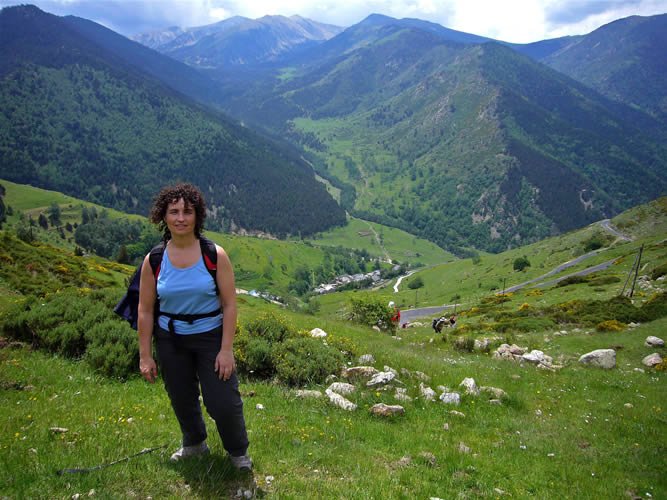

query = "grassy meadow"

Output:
[[1, 182, 666, 498]]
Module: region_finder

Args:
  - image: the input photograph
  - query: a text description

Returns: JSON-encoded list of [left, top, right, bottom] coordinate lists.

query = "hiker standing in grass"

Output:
[[137, 183, 251, 470]]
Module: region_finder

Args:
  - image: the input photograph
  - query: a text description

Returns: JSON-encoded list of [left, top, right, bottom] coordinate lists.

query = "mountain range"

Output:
[[0, 5, 346, 237], [2, 5, 667, 253]]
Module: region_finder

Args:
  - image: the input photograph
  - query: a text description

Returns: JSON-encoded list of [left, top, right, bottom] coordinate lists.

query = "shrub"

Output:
[[556, 275, 589, 287], [348, 294, 395, 332], [595, 319, 626, 332], [274, 336, 345, 386], [407, 276, 424, 289], [587, 275, 621, 286], [513, 256, 531, 272], [84, 320, 137, 379]]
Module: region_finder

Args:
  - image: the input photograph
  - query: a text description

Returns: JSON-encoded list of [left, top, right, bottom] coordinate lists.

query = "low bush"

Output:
[[348, 294, 395, 332], [453, 337, 475, 353], [596, 320, 626, 332], [588, 275, 621, 286], [274, 336, 345, 386]]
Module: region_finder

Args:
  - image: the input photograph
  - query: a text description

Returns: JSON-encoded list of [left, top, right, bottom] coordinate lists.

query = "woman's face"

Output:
[[164, 198, 196, 237]]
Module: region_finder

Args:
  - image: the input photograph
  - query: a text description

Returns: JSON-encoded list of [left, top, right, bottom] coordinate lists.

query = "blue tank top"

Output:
[[156, 247, 222, 335]]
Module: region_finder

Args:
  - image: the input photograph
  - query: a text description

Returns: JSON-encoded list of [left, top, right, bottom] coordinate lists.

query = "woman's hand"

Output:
[[140, 356, 158, 383], [215, 350, 236, 381]]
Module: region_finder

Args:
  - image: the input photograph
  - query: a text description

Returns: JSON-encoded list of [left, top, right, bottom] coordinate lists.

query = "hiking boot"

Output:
[[229, 454, 253, 471], [170, 441, 210, 461]]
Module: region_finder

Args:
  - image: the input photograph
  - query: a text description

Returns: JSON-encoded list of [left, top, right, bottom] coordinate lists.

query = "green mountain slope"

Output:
[[542, 14, 667, 118], [219, 19, 667, 253], [0, 5, 345, 238]]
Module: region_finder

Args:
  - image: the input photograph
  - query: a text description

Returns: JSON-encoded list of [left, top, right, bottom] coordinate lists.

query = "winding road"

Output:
[[395, 218, 633, 321]]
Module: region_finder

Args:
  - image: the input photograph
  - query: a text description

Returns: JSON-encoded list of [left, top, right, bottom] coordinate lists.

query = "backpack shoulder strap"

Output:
[[199, 236, 219, 295], [148, 242, 165, 280]]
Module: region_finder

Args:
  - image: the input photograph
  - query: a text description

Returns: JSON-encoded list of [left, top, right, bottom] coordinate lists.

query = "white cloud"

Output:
[[1, 0, 666, 40]]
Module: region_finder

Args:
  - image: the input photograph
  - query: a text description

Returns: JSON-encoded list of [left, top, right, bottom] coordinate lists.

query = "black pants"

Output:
[[155, 326, 249, 456]]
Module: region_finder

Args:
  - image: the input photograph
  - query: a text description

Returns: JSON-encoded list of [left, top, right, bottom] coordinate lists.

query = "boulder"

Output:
[[325, 389, 357, 411], [439, 392, 461, 405], [419, 383, 436, 401], [645, 336, 665, 348], [578, 349, 616, 369], [370, 403, 405, 417], [309, 328, 327, 338], [459, 377, 480, 396], [367, 371, 396, 387], [294, 390, 323, 399], [341, 366, 379, 381], [642, 353, 663, 367], [327, 382, 356, 396]]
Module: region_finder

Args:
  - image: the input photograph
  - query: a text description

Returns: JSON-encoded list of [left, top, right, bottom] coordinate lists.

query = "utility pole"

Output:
[[628, 244, 644, 298]]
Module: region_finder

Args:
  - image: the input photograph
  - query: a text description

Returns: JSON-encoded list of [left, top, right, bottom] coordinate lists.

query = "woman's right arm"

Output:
[[138, 253, 158, 383]]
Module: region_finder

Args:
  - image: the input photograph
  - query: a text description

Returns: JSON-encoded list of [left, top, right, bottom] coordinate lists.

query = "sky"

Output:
[[1, 0, 666, 43]]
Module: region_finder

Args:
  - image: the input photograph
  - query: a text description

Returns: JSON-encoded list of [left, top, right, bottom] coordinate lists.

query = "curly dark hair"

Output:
[[149, 183, 206, 241]]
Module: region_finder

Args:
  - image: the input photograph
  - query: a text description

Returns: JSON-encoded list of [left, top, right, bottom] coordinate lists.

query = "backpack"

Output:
[[114, 237, 219, 330]]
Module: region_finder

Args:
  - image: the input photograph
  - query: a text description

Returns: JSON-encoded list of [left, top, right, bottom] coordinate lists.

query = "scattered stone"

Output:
[[633, 368, 645, 373], [49, 427, 69, 434], [510, 374, 521, 380], [436, 385, 450, 393], [392, 455, 412, 469], [522, 350, 553, 366], [414, 371, 430, 382], [480, 386, 507, 399], [535, 409, 543, 416], [459, 377, 479, 396], [450, 410, 466, 418], [474, 338, 490, 351], [443, 423, 450, 431], [294, 390, 323, 399], [494, 488, 507, 496], [642, 353, 663, 367], [493, 344, 527, 361], [458, 442, 471, 454], [419, 383, 436, 401], [367, 371, 396, 387], [327, 382, 356, 396], [358, 354, 375, 364], [645, 336, 665, 348], [341, 366, 379, 381], [265, 475, 275, 486], [310, 328, 327, 338], [370, 403, 405, 417], [255, 404, 265, 410], [579, 349, 617, 369], [439, 392, 461, 405], [325, 389, 357, 411], [624, 403, 633, 409], [489, 399, 502, 405], [394, 388, 413, 402]]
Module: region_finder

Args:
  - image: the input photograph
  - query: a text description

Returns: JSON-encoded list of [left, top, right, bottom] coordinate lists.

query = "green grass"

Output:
[[1, 306, 665, 498]]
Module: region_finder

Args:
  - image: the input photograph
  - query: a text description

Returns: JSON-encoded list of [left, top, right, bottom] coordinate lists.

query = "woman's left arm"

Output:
[[214, 245, 238, 381]]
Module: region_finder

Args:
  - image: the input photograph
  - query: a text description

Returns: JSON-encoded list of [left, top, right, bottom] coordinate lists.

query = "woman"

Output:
[[137, 183, 251, 470]]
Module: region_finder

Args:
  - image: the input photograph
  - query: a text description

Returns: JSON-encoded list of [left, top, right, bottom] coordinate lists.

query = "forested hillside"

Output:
[[0, 5, 346, 238], [214, 16, 667, 253]]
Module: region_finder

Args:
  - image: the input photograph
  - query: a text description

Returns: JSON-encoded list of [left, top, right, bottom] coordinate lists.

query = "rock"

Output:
[[450, 410, 466, 418], [642, 353, 663, 367], [325, 389, 357, 411], [459, 377, 479, 396], [480, 386, 507, 399], [414, 371, 430, 382], [255, 404, 265, 410], [624, 403, 634, 409], [370, 403, 405, 417], [309, 328, 327, 338], [522, 350, 553, 365], [383, 366, 399, 376], [633, 368, 645, 373], [645, 336, 665, 348], [372, 326, 381, 333], [578, 349, 616, 369], [458, 442, 471, 454], [294, 390, 323, 399], [394, 388, 413, 402], [439, 392, 461, 405], [358, 354, 375, 364], [419, 383, 436, 401], [367, 371, 396, 387], [489, 399, 502, 405], [49, 427, 69, 434], [474, 339, 490, 351], [341, 366, 379, 381], [327, 382, 356, 396]]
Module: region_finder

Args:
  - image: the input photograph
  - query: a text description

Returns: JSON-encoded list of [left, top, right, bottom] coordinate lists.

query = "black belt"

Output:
[[159, 309, 221, 335]]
